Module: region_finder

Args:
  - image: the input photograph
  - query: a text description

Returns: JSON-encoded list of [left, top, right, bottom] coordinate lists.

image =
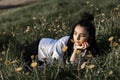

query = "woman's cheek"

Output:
[[81, 39, 87, 43]]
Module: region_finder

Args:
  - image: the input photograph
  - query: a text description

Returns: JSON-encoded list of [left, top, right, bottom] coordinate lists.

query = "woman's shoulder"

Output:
[[55, 36, 70, 45], [58, 36, 70, 40], [57, 36, 69, 42], [40, 36, 69, 44], [40, 38, 57, 45]]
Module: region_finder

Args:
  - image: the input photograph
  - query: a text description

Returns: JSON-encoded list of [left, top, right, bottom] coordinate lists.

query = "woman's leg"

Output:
[[22, 39, 41, 66]]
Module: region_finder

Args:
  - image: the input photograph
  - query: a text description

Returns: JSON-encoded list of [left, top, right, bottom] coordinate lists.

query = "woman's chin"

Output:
[[75, 43, 81, 46]]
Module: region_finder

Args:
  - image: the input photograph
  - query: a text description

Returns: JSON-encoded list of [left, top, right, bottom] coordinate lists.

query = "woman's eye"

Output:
[[80, 35, 86, 37], [80, 34, 88, 37], [74, 32, 77, 35]]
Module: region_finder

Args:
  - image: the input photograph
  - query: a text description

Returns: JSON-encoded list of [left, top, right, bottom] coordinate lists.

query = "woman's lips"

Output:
[[75, 41, 82, 46]]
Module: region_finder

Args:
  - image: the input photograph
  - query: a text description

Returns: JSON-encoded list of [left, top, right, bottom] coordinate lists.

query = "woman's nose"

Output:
[[77, 35, 80, 40]]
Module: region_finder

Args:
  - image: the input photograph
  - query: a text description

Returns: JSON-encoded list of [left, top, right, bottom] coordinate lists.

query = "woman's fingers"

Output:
[[82, 42, 89, 49], [82, 42, 86, 49], [76, 45, 84, 49], [75, 42, 89, 50]]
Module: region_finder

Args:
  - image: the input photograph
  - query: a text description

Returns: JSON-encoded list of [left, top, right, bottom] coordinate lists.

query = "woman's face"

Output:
[[73, 25, 89, 46]]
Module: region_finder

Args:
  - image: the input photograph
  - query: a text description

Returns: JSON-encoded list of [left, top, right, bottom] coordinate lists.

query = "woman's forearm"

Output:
[[70, 48, 77, 62]]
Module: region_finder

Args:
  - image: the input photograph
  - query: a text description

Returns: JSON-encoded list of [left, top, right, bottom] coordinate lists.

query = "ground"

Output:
[[0, 0, 37, 12]]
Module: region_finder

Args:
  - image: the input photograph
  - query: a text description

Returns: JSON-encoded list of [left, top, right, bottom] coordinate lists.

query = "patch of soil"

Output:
[[0, 0, 37, 13]]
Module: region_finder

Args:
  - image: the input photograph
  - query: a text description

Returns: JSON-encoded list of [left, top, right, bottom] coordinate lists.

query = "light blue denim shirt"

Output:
[[38, 36, 69, 64]]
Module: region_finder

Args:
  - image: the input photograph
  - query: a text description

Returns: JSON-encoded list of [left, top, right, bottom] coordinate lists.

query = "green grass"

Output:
[[0, 0, 120, 80]]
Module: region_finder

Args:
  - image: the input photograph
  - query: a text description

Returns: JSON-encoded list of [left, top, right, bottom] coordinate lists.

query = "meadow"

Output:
[[0, 0, 120, 80]]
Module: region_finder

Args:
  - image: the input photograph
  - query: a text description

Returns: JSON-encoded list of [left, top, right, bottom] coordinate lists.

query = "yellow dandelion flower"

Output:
[[108, 36, 114, 42], [112, 42, 119, 47], [43, 18, 46, 22], [41, 16, 45, 19], [15, 67, 22, 72], [101, 13, 105, 16], [25, 29, 29, 32], [11, 32, 15, 37], [1, 51, 6, 55], [76, 50, 81, 54], [12, 33, 15, 37], [114, 8, 118, 10], [31, 55, 35, 60], [101, 19, 105, 23], [117, 4, 120, 7], [86, 54, 93, 58], [11, 60, 17, 64], [30, 62, 37, 68], [3, 32, 6, 34], [32, 60, 35, 62], [0, 57, 2, 61], [108, 70, 113, 76], [25, 72, 30, 75], [62, 46, 68, 52], [35, 55, 38, 59], [81, 62, 87, 69], [25, 26, 30, 32], [87, 64, 95, 69], [70, 39, 74, 43], [4, 61, 10, 65], [90, 4, 94, 7], [118, 13, 120, 16]]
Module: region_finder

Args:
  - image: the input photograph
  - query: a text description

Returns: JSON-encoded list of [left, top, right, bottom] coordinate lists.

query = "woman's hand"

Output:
[[75, 41, 89, 50], [70, 41, 89, 62]]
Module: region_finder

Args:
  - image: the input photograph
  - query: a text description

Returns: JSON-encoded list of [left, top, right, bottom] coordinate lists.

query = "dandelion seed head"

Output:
[[86, 1, 89, 4], [32, 17, 36, 20], [34, 26, 37, 29]]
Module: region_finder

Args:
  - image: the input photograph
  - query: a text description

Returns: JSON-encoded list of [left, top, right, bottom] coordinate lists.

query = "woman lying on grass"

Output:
[[22, 12, 99, 71]]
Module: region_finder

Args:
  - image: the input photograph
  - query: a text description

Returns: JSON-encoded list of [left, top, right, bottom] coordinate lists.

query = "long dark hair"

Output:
[[65, 12, 99, 57]]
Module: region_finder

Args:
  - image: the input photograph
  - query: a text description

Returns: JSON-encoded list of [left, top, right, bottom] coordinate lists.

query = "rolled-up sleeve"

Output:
[[52, 36, 69, 64], [52, 40, 65, 64]]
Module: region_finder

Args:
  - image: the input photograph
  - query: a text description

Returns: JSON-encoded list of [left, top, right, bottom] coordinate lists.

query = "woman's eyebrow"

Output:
[[74, 30, 87, 35], [74, 31, 77, 32], [79, 33, 86, 35]]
